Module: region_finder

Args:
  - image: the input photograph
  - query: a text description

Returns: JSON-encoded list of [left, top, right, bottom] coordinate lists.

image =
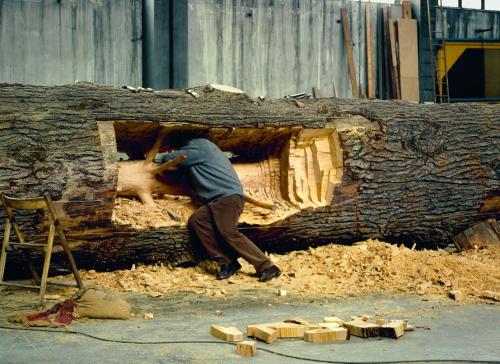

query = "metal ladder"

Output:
[[426, 0, 450, 103]]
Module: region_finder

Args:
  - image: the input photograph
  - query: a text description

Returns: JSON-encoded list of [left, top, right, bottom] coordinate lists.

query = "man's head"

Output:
[[163, 129, 207, 150]]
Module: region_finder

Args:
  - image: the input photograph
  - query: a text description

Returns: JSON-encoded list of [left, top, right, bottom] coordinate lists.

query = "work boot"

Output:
[[216, 261, 242, 280], [259, 265, 281, 282]]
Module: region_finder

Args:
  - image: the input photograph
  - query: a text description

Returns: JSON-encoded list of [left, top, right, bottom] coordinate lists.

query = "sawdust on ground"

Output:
[[51, 239, 500, 303], [112, 196, 299, 229]]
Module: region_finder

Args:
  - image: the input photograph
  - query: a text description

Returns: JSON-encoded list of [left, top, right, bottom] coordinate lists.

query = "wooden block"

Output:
[[236, 341, 256, 356], [248, 322, 306, 338], [380, 320, 405, 339], [332, 327, 349, 341], [278, 289, 287, 296], [344, 320, 380, 338], [210, 325, 243, 342], [254, 326, 277, 344], [304, 328, 336, 343], [268, 322, 306, 338], [323, 316, 344, 325]]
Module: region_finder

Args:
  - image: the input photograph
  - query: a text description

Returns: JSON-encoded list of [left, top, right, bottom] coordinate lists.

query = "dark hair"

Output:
[[164, 129, 207, 149]]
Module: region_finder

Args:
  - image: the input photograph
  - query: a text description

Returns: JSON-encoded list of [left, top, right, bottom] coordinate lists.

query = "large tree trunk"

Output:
[[0, 83, 498, 275]]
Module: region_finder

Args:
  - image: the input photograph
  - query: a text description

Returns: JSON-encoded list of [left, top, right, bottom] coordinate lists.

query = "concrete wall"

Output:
[[440, 7, 500, 39], [170, 0, 402, 99], [0, 0, 142, 86]]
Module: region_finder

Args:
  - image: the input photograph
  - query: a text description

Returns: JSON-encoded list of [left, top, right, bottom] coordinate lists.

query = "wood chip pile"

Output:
[[51, 239, 499, 302]]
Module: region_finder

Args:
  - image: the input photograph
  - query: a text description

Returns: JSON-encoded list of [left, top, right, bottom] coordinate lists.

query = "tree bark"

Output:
[[0, 83, 498, 275]]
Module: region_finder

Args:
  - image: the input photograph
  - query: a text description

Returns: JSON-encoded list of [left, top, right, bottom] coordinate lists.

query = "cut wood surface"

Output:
[[210, 325, 243, 342], [236, 341, 256, 356], [253, 326, 277, 344], [344, 320, 380, 338], [304, 328, 346, 343], [380, 320, 405, 339], [0, 83, 498, 274]]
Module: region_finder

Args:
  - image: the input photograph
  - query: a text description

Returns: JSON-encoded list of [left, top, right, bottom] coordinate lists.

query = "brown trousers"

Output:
[[188, 195, 273, 274]]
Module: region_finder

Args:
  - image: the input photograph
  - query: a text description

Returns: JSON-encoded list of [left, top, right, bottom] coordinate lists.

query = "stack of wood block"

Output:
[[210, 314, 415, 356]]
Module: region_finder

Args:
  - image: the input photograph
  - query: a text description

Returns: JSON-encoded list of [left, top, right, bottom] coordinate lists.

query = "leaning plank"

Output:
[[254, 326, 277, 344], [210, 325, 243, 342], [365, 4, 376, 99], [341, 8, 358, 97], [397, 19, 420, 102], [380, 320, 405, 339], [344, 320, 380, 338], [236, 341, 256, 356]]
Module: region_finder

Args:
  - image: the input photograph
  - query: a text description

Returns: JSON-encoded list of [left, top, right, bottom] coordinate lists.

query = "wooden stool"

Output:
[[0, 193, 84, 307]]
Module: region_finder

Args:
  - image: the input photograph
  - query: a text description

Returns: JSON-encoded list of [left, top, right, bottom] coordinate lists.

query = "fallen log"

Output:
[[0, 83, 498, 276]]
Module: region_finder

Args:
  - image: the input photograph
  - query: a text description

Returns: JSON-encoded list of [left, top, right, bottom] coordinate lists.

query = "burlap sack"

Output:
[[73, 287, 131, 320]]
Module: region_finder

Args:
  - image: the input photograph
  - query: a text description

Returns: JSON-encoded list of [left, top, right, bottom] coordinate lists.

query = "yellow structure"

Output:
[[437, 41, 500, 102]]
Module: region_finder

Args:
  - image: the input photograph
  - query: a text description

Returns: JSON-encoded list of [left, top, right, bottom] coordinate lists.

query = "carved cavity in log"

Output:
[[111, 121, 344, 228]]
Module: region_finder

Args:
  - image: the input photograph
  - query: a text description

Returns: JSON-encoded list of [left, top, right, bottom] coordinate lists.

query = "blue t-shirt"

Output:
[[157, 138, 243, 203]]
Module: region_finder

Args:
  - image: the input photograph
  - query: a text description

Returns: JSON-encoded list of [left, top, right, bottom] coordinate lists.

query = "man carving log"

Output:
[[155, 131, 281, 282]]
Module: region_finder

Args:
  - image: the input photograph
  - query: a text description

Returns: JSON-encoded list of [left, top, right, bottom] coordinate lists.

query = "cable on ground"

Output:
[[0, 325, 496, 364]]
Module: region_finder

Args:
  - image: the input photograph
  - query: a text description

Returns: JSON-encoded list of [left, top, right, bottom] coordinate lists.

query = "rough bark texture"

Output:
[[0, 83, 498, 274]]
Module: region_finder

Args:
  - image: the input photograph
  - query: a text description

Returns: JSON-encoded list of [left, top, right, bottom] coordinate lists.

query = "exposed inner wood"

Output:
[[113, 123, 344, 228]]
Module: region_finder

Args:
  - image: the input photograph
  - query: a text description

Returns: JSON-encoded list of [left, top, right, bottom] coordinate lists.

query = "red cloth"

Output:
[[26, 299, 74, 326]]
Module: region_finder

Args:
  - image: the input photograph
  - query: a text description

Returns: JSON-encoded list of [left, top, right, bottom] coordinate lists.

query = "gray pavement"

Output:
[[0, 288, 499, 363]]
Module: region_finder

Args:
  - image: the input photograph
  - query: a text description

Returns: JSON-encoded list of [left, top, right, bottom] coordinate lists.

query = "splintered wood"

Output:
[[210, 325, 243, 342]]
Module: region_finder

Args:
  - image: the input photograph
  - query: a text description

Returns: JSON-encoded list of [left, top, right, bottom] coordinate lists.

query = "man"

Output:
[[156, 133, 281, 282]]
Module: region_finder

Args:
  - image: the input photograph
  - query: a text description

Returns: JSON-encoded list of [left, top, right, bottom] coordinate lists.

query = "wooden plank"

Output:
[[210, 325, 243, 342], [384, 7, 399, 99], [236, 341, 256, 356], [340, 8, 358, 98], [402, 1, 412, 19], [344, 320, 380, 338], [453, 219, 500, 251], [365, 5, 376, 99], [380, 320, 405, 339], [396, 19, 420, 102], [254, 326, 277, 344]]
